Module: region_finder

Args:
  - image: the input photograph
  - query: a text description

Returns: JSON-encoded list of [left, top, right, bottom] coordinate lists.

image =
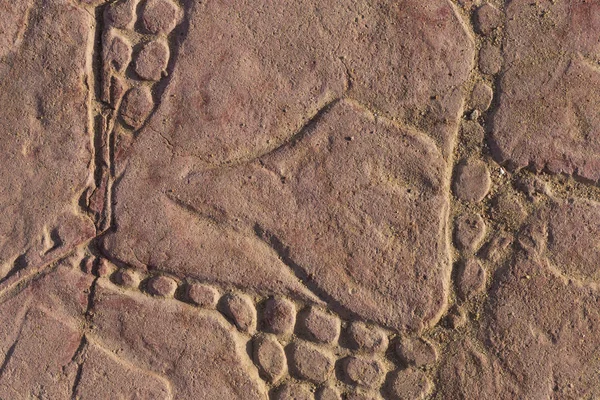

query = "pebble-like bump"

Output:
[[135, 40, 169, 81], [457, 258, 487, 300], [114, 268, 141, 289], [346, 391, 382, 400], [386, 369, 432, 400], [453, 159, 491, 203], [273, 383, 313, 400], [252, 334, 287, 383], [120, 86, 154, 129], [139, 0, 179, 35], [262, 297, 296, 335], [469, 80, 493, 112], [104, 34, 132, 74], [146, 275, 178, 297], [475, 3, 503, 35], [454, 212, 486, 253], [346, 321, 388, 353], [298, 307, 340, 344], [343, 357, 385, 389], [317, 385, 342, 400], [288, 341, 335, 384], [396, 337, 438, 368], [97, 258, 116, 277], [186, 282, 219, 308], [110, 76, 127, 107], [82, 257, 95, 274], [478, 42, 502, 75], [104, 0, 136, 29], [221, 293, 257, 334]]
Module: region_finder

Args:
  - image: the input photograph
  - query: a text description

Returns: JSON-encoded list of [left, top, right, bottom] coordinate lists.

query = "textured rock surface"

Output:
[[453, 159, 492, 202], [288, 341, 335, 384], [100, 0, 474, 333], [396, 337, 438, 368], [252, 334, 287, 383], [456, 258, 487, 300], [491, 0, 600, 181], [262, 297, 296, 335], [4, 0, 600, 398], [454, 212, 487, 252], [343, 356, 385, 388], [91, 279, 268, 399], [346, 321, 389, 353], [0, 260, 92, 398], [0, 0, 95, 284]]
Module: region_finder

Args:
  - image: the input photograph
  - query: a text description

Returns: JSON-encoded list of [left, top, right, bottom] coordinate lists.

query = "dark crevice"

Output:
[[257, 98, 341, 162], [93, 114, 108, 188], [69, 260, 98, 399], [252, 223, 363, 321], [0, 340, 19, 378], [69, 336, 89, 400], [48, 228, 64, 253], [164, 192, 226, 226], [85, 278, 99, 321], [0, 251, 31, 287], [0, 308, 30, 378]]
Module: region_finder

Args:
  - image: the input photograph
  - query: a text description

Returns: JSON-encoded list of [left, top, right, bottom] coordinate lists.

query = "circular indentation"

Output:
[[114, 268, 141, 289], [469, 80, 493, 112], [345, 391, 382, 400], [317, 385, 341, 400], [396, 337, 438, 368], [478, 42, 502, 75], [457, 258, 487, 300], [119, 86, 154, 129], [146, 275, 177, 297], [186, 282, 219, 308], [346, 321, 388, 353], [262, 297, 296, 335], [139, 0, 179, 34], [104, 0, 136, 29], [220, 293, 257, 334], [474, 3, 503, 35], [253, 334, 287, 383], [298, 307, 340, 344], [288, 341, 335, 384], [343, 357, 385, 389], [105, 34, 132, 74], [135, 40, 169, 81], [386, 368, 432, 400], [454, 212, 486, 253], [273, 383, 313, 400], [453, 159, 491, 203]]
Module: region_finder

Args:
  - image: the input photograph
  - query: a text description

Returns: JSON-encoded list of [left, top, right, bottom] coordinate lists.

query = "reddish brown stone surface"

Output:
[[2, 0, 600, 398], [0, 0, 95, 286]]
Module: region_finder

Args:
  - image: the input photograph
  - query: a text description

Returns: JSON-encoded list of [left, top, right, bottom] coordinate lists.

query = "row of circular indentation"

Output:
[[91, 258, 438, 400], [449, 1, 506, 329], [101, 0, 182, 132]]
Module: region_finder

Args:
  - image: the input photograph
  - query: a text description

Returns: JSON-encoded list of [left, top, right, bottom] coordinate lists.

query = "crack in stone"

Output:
[[252, 223, 361, 322], [0, 308, 31, 379]]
